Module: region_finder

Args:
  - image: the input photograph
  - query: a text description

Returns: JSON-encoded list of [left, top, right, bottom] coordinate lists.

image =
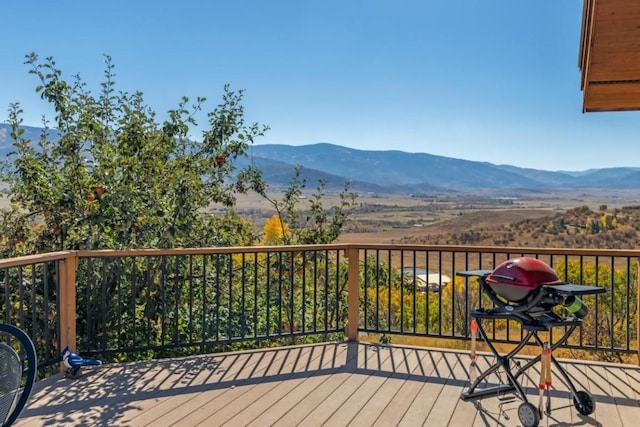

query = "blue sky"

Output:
[[1, 0, 638, 171]]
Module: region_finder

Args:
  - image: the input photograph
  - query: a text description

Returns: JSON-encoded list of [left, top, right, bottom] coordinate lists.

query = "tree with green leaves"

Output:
[[1, 53, 267, 255], [1, 54, 361, 362], [257, 165, 358, 245]]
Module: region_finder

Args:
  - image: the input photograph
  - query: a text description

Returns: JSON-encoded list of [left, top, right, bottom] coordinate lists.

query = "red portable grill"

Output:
[[486, 257, 563, 302], [457, 257, 605, 427]]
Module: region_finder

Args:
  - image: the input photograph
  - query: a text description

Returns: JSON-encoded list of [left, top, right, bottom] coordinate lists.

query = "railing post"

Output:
[[59, 252, 78, 370], [637, 258, 640, 366], [346, 246, 360, 341]]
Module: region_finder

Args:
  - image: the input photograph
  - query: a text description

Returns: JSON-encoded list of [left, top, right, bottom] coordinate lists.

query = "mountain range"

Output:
[[245, 143, 640, 193], [2, 123, 640, 193]]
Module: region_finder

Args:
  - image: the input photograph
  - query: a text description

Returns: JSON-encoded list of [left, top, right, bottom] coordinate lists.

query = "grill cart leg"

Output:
[[537, 343, 547, 417], [548, 354, 596, 416], [462, 319, 534, 403], [526, 325, 596, 416], [469, 319, 478, 383]]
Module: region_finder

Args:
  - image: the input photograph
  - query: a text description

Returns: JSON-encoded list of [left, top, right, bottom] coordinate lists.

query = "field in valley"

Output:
[[5, 184, 640, 247], [232, 187, 640, 246]]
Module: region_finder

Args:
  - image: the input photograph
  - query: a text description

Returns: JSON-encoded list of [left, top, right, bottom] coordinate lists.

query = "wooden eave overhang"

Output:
[[580, 0, 640, 112]]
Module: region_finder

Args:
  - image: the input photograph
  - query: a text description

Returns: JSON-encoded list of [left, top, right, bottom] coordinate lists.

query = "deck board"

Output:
[[175, 345, 326, 426], [137, 351, 278, 426], [294, 344, 389, 427], [449, 353, 478, 425], [603, 363, 640, 427], [591, 364, 624, 426], [371, 349, 442, 427], [396, 352, 451, 425], [15, 342, 640, 427], [245, 345, 347, 426], [348, 347, 432, 426], [217, 344, 348, 426]]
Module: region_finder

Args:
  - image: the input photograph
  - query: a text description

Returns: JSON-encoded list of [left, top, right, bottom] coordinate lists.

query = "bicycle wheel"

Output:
[[0, 324, 37, 427]]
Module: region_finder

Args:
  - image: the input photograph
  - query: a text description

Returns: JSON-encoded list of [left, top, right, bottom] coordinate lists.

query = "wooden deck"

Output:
[[15, 342, 640, 426]]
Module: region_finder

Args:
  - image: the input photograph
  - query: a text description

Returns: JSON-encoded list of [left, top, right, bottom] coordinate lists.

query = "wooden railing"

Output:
[[1, 244, 638, 370], [351, 244, 639, 358], [0, 251, 76, 370]]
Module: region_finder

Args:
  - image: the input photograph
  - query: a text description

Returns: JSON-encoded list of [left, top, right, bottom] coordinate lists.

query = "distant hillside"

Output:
[[0, 124, 59, 153], [251, 143, 640, 191], [3, 123, 640, 192], [233, 156, 392, 193], [497, 164, 640, 188], [251, 143, 541, 190], [395, 205, 640, 249]]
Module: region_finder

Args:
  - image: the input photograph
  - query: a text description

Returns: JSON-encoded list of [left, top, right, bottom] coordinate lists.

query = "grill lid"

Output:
[[486, 257, 563, 302]]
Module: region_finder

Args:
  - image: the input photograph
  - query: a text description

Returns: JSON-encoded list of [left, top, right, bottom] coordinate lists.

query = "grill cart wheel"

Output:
[[518, 402, 540, 427], [573, 390, 595, 415]]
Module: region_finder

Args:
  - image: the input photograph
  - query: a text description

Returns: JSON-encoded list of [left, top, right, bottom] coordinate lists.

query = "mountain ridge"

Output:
[[2, 123, 639, 192], [249, 142, 640, 191]]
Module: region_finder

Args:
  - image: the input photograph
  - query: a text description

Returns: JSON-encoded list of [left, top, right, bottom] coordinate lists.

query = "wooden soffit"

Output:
[[580, 0, 640, 112]]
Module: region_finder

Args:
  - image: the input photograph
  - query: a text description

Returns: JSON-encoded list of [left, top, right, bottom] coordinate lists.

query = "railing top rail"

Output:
[[0, 251, 77, 269], [5, 245, 638, 262]]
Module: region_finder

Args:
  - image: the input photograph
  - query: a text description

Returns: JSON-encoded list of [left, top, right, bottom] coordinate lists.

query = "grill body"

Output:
[[485, 257, 563, 303]]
